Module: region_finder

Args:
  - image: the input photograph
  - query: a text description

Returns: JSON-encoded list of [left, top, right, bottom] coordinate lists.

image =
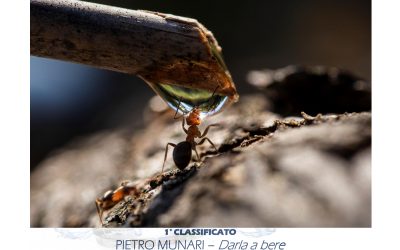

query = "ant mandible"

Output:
[[161, 89, 221, 172]]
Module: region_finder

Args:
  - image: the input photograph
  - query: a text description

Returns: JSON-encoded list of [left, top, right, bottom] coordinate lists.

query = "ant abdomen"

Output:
[[173, 141, 192, 170]]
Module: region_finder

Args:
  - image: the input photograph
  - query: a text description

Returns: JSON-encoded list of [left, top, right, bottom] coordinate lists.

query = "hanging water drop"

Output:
[[138, 35, 238, 117], [148, 83, 230, 118]]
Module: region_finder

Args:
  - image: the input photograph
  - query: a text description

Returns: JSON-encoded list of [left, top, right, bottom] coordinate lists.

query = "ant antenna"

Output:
[[174, 97, 187, 119], [206, 86, 220, 114]]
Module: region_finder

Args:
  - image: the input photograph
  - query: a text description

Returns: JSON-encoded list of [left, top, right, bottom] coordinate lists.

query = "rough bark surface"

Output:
[[30, 66, 371, 227], [30, 0, 238, 99]]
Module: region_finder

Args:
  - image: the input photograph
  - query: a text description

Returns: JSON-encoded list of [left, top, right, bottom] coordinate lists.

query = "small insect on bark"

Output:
[[95, 181, 139, 225], [161, 88, 221, 173]]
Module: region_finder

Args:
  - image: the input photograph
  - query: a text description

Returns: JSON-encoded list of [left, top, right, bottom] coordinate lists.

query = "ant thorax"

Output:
[[186, 125, 201, 142], [184, 108, 202, 142]]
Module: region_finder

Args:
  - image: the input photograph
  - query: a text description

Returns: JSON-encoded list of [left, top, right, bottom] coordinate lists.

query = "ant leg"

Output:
[[162, 143, 177, 173], [200, 124, 220, 138], [95, 199, 104, 225], [193, 145, 201, 161], [174, 98, 186, 120], [198, 137, 218, 151]]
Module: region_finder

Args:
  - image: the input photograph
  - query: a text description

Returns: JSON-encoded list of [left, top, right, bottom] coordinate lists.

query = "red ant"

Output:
[[162, 88, 220, 172], [95, 181, 139, 225], [95, 89, 221, 225]]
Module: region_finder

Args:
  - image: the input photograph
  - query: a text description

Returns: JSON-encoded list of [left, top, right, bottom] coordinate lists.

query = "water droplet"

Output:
[[148, 83, 230, 117], [138, 38, 238, 117]]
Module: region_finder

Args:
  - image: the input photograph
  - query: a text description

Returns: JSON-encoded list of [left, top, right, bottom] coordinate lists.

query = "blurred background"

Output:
[[31, 0, 370, 170]]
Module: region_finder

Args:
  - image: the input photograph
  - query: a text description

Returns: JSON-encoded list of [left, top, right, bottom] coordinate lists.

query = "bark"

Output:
[[30, 0, 237, 99], [30, 66, 371, 227]]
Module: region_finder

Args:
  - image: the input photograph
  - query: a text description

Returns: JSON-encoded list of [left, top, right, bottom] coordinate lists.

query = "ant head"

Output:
[[186, 107, 201, 126]]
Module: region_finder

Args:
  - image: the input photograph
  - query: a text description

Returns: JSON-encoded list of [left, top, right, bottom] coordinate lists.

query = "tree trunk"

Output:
[[30, 0, 237, 99], [30, 66, 371, 227]]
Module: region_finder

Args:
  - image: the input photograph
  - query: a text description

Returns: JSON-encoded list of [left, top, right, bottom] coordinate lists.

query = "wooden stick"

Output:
[[30, 0, 238, 100]]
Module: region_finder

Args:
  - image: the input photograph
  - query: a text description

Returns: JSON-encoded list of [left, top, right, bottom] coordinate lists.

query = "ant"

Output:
[[95, 181, 139, 225], [94, 88, 221, 225], [161, 88, 221, 172]]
